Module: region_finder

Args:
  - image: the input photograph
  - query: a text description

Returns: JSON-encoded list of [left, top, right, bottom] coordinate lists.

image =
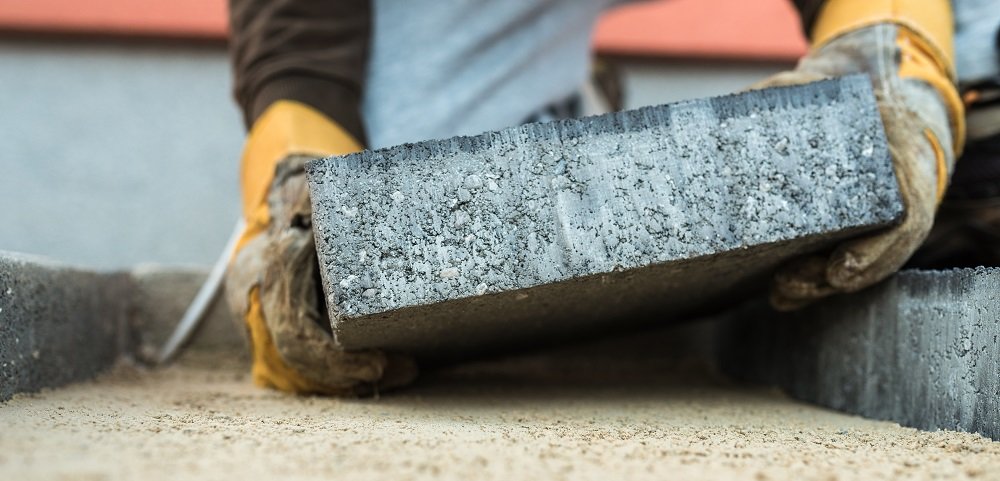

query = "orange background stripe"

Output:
[[593, 0, 807, 60], [0, 0, 807, 60], [1, 0, 228, 39]]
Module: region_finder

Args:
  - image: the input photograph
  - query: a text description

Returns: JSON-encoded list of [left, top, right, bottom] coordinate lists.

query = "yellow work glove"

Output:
[[224, 100, 417, 395], [754, 0, 966, 310]]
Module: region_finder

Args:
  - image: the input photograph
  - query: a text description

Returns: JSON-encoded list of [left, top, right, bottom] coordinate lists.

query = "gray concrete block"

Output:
[[0, 253, 246, 401], [306, 76, 903, 358], [0, 252, 132, 401], [720, 268, 1000, 441]]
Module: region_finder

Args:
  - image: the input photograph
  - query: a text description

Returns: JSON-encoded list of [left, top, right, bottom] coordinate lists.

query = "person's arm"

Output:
[[225, 0, 417, 395], [229, 0, 371, 143]]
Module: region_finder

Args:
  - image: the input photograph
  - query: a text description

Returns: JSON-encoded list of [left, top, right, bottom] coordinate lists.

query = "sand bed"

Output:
[[2, 351, 998, 481]]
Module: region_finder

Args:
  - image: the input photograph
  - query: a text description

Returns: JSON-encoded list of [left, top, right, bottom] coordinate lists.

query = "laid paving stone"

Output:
[[0, 252, 131, 401], [0, 254, 244, 401], [306, 76, 904, 357], [129, 265, 243, 358], [720, 268, 1000, 441]]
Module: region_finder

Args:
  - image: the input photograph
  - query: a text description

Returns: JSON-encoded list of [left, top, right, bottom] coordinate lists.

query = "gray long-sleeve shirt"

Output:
[[361, 0, 997, 149]]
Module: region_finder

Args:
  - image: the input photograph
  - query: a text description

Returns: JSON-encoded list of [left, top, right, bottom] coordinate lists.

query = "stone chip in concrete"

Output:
[[306, 76, 904, 358]]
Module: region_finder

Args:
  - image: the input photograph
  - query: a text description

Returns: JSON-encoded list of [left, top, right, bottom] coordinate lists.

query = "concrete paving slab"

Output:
[[0, 252, 131, 401], [306, 76, 903, 357], [720, 268, 1000, 441]]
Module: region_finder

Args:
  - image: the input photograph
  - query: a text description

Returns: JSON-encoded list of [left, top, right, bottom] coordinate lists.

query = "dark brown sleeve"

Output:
[[229, 0, 371, 144], [789, 0, 827, 39]]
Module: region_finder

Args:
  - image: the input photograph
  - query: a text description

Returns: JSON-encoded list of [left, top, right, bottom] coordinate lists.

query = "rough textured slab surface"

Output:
[[0, 252, 131, 401], [720, 268, 1000, 441], [306, 76, 903, 357]]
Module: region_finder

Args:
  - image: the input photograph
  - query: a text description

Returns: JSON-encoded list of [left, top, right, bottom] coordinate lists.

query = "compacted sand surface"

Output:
[[2, 353, 999, 481]]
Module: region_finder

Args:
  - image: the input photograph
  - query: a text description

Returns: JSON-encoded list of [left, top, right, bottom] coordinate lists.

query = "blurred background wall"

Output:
[[0, 0, 805, 270]]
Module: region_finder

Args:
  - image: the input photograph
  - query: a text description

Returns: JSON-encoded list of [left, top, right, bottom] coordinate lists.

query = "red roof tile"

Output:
[[594, 0, 808, 61], [0, 0, 227, 39], [0, 0, 807, 61]]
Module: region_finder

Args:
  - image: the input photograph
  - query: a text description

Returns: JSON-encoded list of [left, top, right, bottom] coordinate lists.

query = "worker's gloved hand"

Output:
[[752, 3, 965, 310], [225, 100, 417, 395]]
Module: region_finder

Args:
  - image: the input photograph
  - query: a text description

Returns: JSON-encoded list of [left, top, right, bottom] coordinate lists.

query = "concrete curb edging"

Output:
[[0, 254, 241, 401], [0, 253, 132, 400], [129, 265, 243, 359], [720, 268, 1000, 441]]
